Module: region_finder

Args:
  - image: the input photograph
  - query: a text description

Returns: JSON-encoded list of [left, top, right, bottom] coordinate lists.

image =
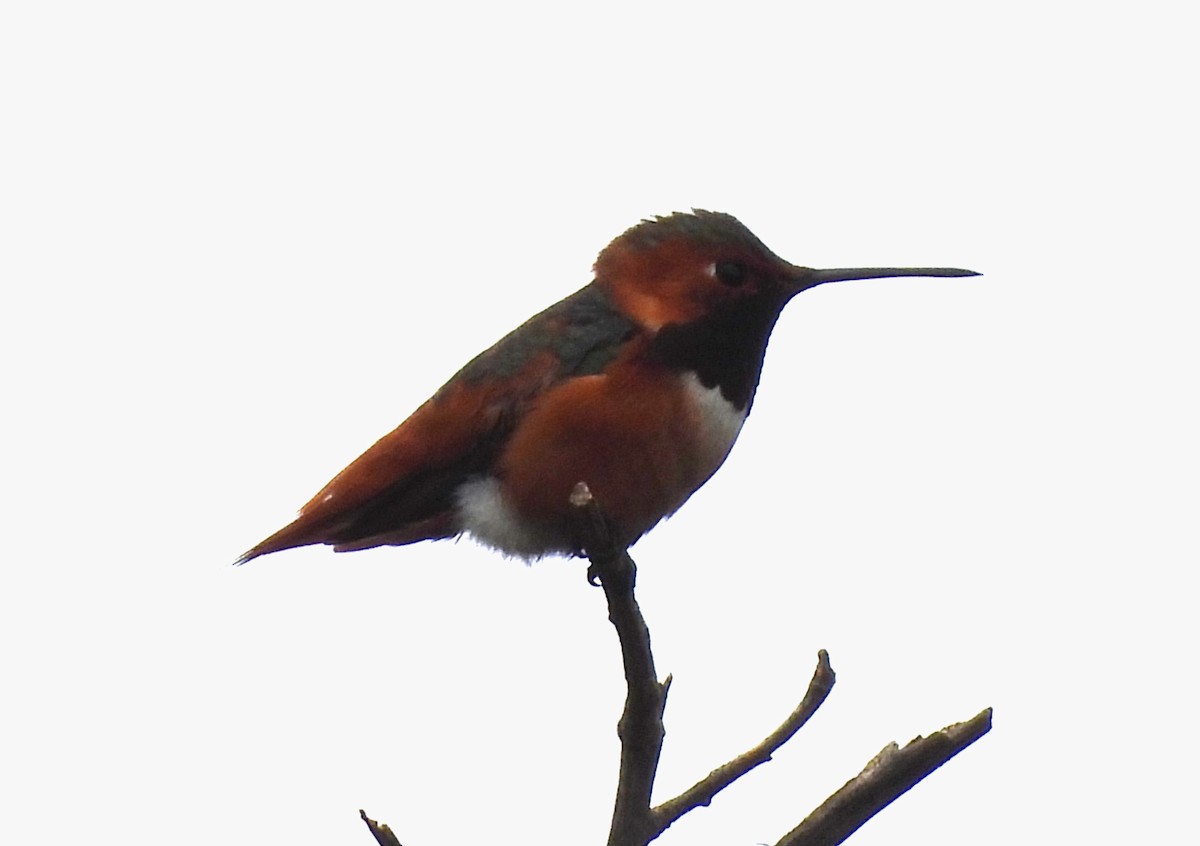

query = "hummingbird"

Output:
[[238, 210, 976, 564]]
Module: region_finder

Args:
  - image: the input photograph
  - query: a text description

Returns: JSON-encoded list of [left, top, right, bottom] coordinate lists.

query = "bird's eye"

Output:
[[714, 261, 747, 287]]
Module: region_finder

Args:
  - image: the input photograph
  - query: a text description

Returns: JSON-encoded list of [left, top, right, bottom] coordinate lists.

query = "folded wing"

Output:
[[236, 283, 638, 563]]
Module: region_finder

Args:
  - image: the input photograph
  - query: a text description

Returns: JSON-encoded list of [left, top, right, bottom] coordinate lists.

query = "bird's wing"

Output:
[[237, 283, 638, 562]]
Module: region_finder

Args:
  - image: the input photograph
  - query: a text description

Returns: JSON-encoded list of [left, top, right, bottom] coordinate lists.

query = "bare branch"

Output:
[[359, 809, 403, 846], [357, 486, 990, 846], [650, 650, 836, 836], [569, 483, 670, 846], [776, 707, 993, 846]]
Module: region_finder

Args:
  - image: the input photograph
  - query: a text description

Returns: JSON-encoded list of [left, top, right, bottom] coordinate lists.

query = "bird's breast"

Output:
[[453, 367, 747, 559]]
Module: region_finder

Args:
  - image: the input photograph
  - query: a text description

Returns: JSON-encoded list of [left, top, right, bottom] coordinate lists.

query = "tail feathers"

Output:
[[329, 515, 457, 552], [234, 512, 458, 564]]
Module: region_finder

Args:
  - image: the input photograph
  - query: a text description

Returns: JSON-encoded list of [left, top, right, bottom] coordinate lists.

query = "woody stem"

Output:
[[569, 483, 668, 846]]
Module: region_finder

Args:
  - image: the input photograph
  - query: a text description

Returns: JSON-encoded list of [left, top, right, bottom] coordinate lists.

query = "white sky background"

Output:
[[2, 2, 1196, 844]]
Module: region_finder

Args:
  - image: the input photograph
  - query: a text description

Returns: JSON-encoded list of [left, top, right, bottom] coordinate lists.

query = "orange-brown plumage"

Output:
[[492, 342, 711, 547], [238, 210, 977, 564]]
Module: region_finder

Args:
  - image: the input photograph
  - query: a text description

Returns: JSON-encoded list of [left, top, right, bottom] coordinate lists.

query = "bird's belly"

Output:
[[455, 475, 571, 559]]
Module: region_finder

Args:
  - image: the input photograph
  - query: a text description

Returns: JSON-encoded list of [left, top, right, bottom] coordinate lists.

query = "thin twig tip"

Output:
[[569, 481, 594, 507]]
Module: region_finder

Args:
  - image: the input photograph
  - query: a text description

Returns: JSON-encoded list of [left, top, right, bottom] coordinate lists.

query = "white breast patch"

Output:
[[680, 371, 747, 481]]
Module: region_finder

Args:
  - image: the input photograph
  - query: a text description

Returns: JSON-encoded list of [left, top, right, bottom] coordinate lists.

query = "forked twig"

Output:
[[569, 483, 839, 846], [568, 482, 990, 846], [356, 486, 991, 845]]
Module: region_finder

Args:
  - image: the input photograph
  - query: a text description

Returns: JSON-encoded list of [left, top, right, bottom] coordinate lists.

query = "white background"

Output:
[[3, 2, 1196, 844]]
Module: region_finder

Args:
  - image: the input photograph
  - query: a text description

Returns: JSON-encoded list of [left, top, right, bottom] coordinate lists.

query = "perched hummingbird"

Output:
[[238, 210, 976, 564]]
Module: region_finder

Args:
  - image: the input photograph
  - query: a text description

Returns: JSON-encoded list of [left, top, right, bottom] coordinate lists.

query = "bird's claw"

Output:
[[584, 552, 636, 590]]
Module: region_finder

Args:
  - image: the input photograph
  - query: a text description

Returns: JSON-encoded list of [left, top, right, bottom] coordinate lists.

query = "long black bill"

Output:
[[804, 266, 980, 289]]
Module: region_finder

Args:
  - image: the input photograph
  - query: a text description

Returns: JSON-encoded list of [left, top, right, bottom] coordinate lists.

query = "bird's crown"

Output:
[[593, 210, 794, 330]]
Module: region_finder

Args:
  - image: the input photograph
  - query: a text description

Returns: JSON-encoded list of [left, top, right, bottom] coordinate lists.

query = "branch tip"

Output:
[[775, 706, 992, 846], [569, 480, 594, 507], [650, 648, 838, 837], [359, 809, 403, 846]]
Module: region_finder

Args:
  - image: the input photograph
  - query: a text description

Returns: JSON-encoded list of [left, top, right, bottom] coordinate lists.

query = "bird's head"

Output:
[[594, 209, 978, 331]]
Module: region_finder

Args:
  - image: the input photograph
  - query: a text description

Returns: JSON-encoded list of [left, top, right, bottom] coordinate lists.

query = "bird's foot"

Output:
[[568, 481, 635, 589], [587, 552, 636, 590]]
